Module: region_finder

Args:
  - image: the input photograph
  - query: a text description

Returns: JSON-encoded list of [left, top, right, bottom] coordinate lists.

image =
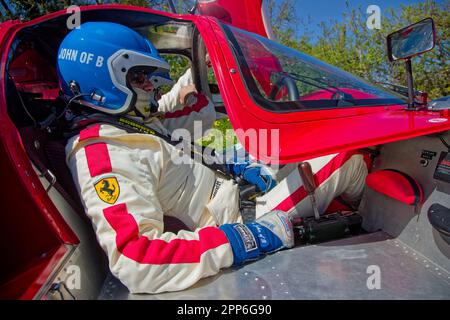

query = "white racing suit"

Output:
[[66, 79, 368, 294], [157, 68, 193, 116]]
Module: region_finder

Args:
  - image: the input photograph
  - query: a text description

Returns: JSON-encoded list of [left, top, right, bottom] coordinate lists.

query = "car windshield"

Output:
[[222, 24, 406, 112]]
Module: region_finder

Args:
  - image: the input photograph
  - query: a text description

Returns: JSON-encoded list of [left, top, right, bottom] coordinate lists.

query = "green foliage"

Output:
[[0, 0, 178, 22], [199, 118, 237, 150], [160, 53, 190, 94], [279, 0, 449, 99], [1, 0, 447, 99], [1, 0, 79, 21]]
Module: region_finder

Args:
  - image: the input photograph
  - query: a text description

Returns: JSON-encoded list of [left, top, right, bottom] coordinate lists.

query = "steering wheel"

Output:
[[269, 75, 300, 101], [331, 91, 341, 100], [331, 90, 354, 103]]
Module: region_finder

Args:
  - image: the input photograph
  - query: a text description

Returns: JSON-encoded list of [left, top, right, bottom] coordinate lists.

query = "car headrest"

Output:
[[366, 169, 423, 206]]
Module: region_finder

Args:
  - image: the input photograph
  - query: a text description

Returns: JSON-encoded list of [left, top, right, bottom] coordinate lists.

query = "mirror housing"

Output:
[[386, 18, 436, 110], [387, 17, 436, 62]]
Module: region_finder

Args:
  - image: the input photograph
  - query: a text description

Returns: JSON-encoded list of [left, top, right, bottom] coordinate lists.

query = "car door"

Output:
[[196, 18, 450, 164], [0, 19, 79, 300]]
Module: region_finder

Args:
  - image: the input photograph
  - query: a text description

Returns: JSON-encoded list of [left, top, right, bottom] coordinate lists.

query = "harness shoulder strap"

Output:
[[67, 113, 229, 174], [68, 113, 258, 220]]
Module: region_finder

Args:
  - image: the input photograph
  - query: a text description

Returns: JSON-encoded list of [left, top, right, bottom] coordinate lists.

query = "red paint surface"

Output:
[[0, 3, 448, 299], [366, 170, 423, 205], [199, 19, 450, 164], [198, 0, 270, 38], [0, 17, 78, 300]]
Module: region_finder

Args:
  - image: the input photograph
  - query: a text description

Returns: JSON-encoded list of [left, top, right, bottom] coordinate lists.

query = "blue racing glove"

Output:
[[226, 159, 277, 193], [242, 165, 277, 193], [219, 210, 294, 266]]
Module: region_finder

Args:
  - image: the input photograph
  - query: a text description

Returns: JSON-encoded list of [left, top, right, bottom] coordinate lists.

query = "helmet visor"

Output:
[[127, 66, 156, 91], [127, 66, 173, 91]]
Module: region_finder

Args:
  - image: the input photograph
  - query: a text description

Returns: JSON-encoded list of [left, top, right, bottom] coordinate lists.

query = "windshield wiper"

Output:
[[280, 72, 356, 106]]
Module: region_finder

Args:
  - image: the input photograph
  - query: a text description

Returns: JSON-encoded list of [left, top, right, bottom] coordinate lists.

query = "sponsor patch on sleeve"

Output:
[[94, 177, 120, 204], [234, 224, 257, 252], [210, 178, 223, 199]]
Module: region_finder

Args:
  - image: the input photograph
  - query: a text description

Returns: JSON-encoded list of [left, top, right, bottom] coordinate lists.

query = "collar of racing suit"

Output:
[[129, 87, 160, 121]]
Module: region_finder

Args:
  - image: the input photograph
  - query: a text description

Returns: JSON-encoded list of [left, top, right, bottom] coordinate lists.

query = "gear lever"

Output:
[[298, 162, 321, 220]]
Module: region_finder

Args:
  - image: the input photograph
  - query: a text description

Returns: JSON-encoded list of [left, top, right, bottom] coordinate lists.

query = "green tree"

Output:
[[0, 0, 193, 79], [2, 0, 447, 98], [287, 0, 449, 99], [0, 0, 196, 22], [1, 1, 77, 21]]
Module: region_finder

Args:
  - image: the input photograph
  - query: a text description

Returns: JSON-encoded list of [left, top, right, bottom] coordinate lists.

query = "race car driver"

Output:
[[60, 22, 368, 294]]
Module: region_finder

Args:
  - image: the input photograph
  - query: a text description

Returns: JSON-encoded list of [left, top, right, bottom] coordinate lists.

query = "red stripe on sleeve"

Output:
[[79, 124, 101, 141], [164, 93, 209, 119], [84, 142, 112, 177], [274, 151, 361, 212], [103, 203, 229, 264], [79, 124, 113, 177]]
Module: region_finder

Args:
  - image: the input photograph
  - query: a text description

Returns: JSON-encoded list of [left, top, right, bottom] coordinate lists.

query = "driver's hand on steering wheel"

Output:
[[179, 84, 198, 105]]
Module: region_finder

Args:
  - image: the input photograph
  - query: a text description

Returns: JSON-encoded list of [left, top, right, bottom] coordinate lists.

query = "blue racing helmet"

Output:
[[57, 22, 172, 115]]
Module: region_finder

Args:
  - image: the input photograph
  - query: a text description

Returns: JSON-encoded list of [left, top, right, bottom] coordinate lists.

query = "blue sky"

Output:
[[290, 0, 444, 37]]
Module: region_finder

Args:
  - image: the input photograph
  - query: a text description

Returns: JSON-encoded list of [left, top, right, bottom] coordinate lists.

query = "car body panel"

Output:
[[4, 5, 449, 165], [0, 14, 79, 301], [201, 19, 450, 163], [198, 0, 273, 39], [0, 4, 449, 299]]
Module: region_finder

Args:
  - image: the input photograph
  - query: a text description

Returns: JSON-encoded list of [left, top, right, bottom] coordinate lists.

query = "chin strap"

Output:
[[131, 82, 165, 121], [149, 94, 160, 114], [130, 104, 156, 121]]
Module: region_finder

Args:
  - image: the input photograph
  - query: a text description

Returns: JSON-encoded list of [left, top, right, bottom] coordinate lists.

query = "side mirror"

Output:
[[386, 18, 436, 110], [387, 17, 436, 62]]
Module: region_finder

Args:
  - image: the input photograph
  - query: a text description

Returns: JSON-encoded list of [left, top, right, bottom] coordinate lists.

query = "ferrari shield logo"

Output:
[[94, 177, 120, 204]]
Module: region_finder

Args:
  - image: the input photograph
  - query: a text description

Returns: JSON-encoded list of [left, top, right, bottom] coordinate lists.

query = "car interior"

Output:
[[5, 10, 214, 228], [2, 8, 450, 299]]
